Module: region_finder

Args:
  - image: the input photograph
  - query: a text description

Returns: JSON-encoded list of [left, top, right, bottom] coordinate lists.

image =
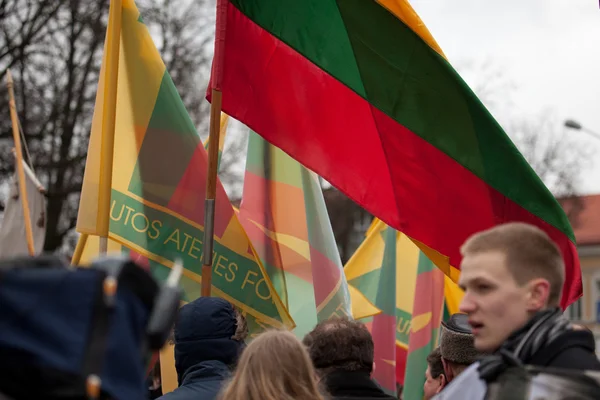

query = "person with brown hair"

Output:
[[423, 347, 445, 400], [302, 317, 395, 400], [158, 297, 248, 400], [458, 222, 600, 370], [218, 330, 325, 400]]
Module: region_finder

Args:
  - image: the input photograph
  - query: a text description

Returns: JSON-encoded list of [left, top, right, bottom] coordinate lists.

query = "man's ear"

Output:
[[437, 374, 446, 393], [441, 358, 454, 382], [526, 278, 551, 311]]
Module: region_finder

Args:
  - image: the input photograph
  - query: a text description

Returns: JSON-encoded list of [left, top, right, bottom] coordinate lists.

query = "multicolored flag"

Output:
[[345, 219, 461, 393], [345, 222, 402, 394], [238, 131, 352, 337], [402, 252, 445, 400], [209, 0, 580, 307], [77, 111, 229, 301], [75, 0, 293, 332]]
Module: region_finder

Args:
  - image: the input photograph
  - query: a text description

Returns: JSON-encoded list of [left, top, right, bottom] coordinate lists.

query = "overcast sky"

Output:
[[410, 0, 600, 194]]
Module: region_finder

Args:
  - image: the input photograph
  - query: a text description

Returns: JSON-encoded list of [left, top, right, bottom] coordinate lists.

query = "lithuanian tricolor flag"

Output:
[[345, 219, 461, 394], [76, 0, 293, 332], [238, 132, 352, 337], [209, 0, 581, 307]]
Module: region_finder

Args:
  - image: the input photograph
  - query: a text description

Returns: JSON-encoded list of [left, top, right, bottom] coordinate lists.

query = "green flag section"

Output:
[[345, 219, 462, 390], [76, 0, 293, 332], [79, 235, 272, 333], [209, 0, 581, 308], [367, 226, 398, 394], [238, 131, 352, 338], [402, 253, 446, 400]]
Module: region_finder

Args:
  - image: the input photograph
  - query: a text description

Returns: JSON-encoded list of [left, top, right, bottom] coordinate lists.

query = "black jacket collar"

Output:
[[323, 370, 396, 399]]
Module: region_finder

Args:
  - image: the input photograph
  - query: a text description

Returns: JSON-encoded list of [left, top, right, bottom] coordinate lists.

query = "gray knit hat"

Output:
[[439, 313, 481, 365]]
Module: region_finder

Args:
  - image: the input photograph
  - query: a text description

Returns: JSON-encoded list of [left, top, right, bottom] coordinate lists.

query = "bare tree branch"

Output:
[[1, 0, 218, 252], [509, 114, 592, 198]]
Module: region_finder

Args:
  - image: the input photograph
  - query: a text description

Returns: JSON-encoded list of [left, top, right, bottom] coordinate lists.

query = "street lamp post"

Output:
[[565, 119, 600, 141]]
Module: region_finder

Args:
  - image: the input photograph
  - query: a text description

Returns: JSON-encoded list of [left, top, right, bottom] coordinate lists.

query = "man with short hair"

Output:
[[438, 313, 481, 382], [158, 297, 248, 400], [423, 347, 445, 400], [303, 317, 396, 400], [459, 222, 600, 370]]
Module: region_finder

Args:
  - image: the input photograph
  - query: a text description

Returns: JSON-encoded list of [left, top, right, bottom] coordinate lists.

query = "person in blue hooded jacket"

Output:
[[158, 297, 248, 400]]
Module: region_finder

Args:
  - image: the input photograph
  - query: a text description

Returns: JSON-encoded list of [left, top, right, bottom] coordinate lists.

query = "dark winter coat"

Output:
[[323, 370, 397, 400], [158, 297, 244, 400], [529, 329, 600, 371]]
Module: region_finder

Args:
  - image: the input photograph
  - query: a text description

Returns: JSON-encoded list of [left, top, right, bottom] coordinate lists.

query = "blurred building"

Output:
[[561, 194, 600, 355]]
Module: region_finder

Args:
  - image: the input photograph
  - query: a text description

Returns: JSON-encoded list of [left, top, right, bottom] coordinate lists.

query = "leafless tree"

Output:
[[457, 59, 588, 198], [137, 0, 213, 128], [458, 59, 517, 112], [509, 115, 591, 199], [0, 0, 65, 77], [0, 0, 227, 252], [1, 0, 110, 251], [323, 187, 371, 263]]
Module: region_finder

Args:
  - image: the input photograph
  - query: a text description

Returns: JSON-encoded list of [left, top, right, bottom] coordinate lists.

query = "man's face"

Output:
[[423, 366, 443, 400], [459, 251, 531, 352]]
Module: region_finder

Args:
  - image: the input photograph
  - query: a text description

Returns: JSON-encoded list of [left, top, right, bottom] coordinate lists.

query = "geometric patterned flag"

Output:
[[209, 0, 580, 308], [238, 131, 352, 338], [78, 112, 230, 289], [345, 219, 462, 393], [78, 117, 231, 397], [402, 252, 445, 400], [345, 222, 403, 394], [75, 0, 293, 332]]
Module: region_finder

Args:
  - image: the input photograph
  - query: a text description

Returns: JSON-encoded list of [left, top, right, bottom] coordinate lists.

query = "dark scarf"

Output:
[[500, 308, 571, 363], [478, 308, 571, 382]]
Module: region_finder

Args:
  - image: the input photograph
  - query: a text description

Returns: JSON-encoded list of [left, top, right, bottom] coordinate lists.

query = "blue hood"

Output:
[[174, 297, 244, 384]]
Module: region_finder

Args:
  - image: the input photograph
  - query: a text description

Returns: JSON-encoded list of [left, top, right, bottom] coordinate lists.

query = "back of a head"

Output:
[[219, 330, 323, 400], [461, 222, 565, 307], [302, 317, 374, 375], [427, 347, 445, 379], [439, 314, 482, 377], [174, 297, 247, 381]]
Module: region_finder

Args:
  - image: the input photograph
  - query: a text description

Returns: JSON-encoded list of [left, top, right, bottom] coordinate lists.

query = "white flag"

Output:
[[0, 162, 46, 258]]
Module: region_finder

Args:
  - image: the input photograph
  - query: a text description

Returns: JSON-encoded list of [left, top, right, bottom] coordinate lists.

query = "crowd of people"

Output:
[[155, 297, 397, 400], [148, 223, 600, 400], [2, 220, 600, 399]]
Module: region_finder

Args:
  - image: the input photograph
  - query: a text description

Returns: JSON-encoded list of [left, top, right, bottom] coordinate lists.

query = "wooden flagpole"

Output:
[[202, 0, 229, 297], [6, 69, 35, 256], [98, 0, 122, 254], [71, 233, 88, 265]]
